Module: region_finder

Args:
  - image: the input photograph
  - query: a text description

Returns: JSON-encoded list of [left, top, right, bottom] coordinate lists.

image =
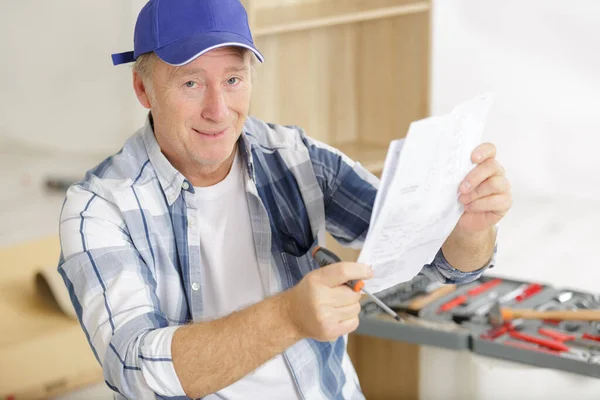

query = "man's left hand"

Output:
[[456, 143, 512, 234]]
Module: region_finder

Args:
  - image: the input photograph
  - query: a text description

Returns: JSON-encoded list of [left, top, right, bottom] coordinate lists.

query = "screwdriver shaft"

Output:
[[363, 289, 401, 321]]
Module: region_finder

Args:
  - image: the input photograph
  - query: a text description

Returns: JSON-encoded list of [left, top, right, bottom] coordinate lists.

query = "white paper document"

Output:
[[359, 94, 494, 293]]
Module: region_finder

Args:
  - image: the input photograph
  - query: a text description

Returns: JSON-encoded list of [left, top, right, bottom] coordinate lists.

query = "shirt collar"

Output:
[[238, 126, 256, 182], [141, 115, 186, 205], [141, 114, 257, 205]]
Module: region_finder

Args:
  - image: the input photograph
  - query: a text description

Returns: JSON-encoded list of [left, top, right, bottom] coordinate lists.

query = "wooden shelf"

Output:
[[253, 0, 430, 37], [335, 141, 389, 174]]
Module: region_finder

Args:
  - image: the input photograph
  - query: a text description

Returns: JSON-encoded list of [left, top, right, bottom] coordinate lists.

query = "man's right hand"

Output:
[[284, 262, 374, 342]]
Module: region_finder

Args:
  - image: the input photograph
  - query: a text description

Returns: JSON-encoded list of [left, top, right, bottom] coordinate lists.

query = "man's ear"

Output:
[[133, 71, 152, 109]]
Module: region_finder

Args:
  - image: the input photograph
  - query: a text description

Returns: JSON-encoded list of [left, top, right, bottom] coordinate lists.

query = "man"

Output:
[[58, 0, 512, 399]]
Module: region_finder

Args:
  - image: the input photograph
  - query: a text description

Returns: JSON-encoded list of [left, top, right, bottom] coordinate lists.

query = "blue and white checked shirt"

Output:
[[58, 116, 494, 399]]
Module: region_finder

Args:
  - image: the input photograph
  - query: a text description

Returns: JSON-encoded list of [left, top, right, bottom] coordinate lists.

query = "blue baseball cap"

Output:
[[112, 0, 264, 66]]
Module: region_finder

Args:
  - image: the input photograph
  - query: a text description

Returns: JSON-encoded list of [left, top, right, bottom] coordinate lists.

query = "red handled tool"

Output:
[[503, 340, 563, 355], [312, 246, 400, 321], [539, 328, 600, 351], [583, 333, 600, 342], [480, 322, 514, 340], [515, 283, 544, 303], [467, 278, 502, 296], [538, 328, 575, 342], [508, 330, 570, 352], [438, 295, 468, 313], [438, 278, 503, 314]]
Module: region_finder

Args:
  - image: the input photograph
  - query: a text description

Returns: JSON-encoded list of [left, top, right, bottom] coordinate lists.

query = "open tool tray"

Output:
[[357, 275, 475, 350], [468, 287, 600, 378], [358, 276, 600, 378], [356, 311, 472, 350]]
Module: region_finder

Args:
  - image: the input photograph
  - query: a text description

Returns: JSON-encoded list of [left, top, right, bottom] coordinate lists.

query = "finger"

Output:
[[317, 262, 373, 288], [337, 317, 360, 335], [471, 142, 496, 163], [328, 286, 363, 307], [336, 303, 362, 322], [460, 159, 504, 194], [459, 175, 511, 204], [464, 194, 513, 214]]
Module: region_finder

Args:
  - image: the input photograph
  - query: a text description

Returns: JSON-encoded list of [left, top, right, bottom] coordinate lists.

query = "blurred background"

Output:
[[1, 0, 599, 399]]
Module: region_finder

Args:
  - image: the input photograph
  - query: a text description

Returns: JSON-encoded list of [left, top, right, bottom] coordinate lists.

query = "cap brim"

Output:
[[154, 31, 264, 66]]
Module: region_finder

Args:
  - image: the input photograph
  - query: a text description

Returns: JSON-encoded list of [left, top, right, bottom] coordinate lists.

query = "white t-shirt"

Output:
[[195, 152, 301, 400]]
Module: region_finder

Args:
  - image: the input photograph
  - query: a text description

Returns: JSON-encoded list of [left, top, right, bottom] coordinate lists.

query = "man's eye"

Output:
[[185, 81, 197, 88], [227, 77, 239, 85]]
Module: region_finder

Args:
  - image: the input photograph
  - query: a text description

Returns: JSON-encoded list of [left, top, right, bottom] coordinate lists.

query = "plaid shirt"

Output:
[[58, 116, 494, 399]]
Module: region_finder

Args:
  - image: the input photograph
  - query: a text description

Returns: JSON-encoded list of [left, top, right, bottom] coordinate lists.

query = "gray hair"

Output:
[[133, 48, 257, 84], [133, 52, 159, 83]]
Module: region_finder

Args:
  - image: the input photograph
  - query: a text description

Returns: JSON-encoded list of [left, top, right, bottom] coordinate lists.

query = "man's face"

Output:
[[144, 47, 252, 182]]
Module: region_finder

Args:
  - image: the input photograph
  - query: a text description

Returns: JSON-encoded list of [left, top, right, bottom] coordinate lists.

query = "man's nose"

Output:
[[201, 86, 229, 123]]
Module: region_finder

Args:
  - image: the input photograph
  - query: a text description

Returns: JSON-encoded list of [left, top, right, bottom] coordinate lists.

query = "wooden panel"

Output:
[[240, 0, 255, 27], [357, 11, 430, 147], [348, 334, 420, 400], [251, 24, 359, 144], [254, 0, 321, 8], [253, 0, 430, 37], [336, 141, 388, 175], [0, 236, 103, 399]]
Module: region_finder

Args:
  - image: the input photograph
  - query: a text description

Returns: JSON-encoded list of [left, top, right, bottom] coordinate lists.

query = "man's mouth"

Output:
[[193, 128, 227, 137]]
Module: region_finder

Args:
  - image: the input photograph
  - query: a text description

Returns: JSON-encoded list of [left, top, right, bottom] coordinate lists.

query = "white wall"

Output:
[[423, 2, 600, 399], [0, 0, 149, 155], [429, 0, 600, 290], [431, 0, 600, 201]]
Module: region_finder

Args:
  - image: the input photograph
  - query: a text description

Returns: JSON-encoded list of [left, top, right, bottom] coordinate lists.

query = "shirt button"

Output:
[[191, 282, 200, 291], [182, 181, 190, 191], [188, 217, 196, 227]]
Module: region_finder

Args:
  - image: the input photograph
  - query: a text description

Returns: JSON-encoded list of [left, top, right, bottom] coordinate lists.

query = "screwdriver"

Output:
[[311, 246, 401, 322]]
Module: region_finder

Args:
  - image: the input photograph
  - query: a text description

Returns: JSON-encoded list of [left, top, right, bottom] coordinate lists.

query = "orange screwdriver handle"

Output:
[[312, 246, 364, 292]]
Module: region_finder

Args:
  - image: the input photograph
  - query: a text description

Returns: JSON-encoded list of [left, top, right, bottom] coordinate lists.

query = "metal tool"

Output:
[[463, 292, 499, 314], [561, 322, 581, 332], [554, 291, 574, 303], [488, 301, 600, 328], [539, 328, 600, 351], [498, 283, 529, 303], [567, 338, 600, 351], [573, 298, 592, 309], [451, 292, 499, 323], [312, 246, 401, 321]]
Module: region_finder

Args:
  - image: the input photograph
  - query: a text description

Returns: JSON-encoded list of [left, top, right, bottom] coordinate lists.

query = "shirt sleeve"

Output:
[[419, 228, 498, 284], [299, 129, 499, 284], [298, 130, 379, 249], [58, 185, 186, 399]]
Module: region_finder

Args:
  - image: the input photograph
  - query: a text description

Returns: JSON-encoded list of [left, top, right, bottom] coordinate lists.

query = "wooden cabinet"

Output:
[[243, 1, 431, 398], [245, 0, 431, 177]]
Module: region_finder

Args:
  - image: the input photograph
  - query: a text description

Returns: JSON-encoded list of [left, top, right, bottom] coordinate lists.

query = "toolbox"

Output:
[[357, 274, 600, 378]]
